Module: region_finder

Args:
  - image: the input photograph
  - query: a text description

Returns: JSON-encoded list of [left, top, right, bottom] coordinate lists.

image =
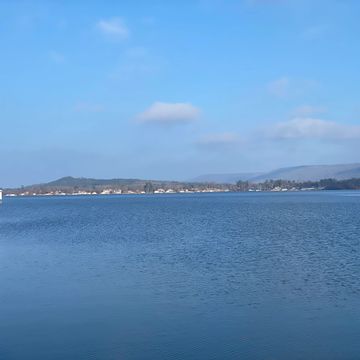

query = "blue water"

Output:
[[1, 192, 360, 360]]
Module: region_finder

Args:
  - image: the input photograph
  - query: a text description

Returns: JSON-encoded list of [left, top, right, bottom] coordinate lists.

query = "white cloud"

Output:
[[268, 118, 360, 140], [97, 18, 129, 39], [292, 105, 327, 116], [136, 102, 200, 125], [196, 132, 241, 148], [267, 77, 290, 97]]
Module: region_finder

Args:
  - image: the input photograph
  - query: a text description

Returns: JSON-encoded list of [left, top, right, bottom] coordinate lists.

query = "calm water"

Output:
[[1, 192, 360, 360]]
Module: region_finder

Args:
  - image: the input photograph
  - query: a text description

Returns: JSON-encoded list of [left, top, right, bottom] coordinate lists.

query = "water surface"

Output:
[[1, 192, 359, 359]]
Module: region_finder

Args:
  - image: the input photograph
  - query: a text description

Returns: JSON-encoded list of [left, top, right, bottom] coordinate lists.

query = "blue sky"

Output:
[[1, 0, 360, 186]]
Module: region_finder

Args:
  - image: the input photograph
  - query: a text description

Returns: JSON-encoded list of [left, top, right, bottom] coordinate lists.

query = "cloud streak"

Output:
[[267, 77, 320, 98], [292, 105, 327, 117], [97, 18, 129, 39], [268, 118, 360, 140], [135, 102, 200, 125]]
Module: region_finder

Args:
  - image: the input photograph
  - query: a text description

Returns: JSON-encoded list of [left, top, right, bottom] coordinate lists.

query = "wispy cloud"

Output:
[[135, 102, 200, 125], [110, 47, 164, 79], [196, 132, 241, 149], [292, 105, 327, 117], [96, 17, 129, 39], [267, 118, 360, 140], [267, 77, 320, 98]]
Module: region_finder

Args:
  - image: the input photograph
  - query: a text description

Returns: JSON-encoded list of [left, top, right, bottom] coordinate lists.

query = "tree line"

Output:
[[236, 178, 360, 191]]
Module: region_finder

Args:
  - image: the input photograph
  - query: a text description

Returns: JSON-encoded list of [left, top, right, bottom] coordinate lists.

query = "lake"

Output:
[[0, 192, 359, 359]]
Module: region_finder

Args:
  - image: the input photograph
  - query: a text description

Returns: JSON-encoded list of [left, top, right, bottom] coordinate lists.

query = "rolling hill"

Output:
[[194, 163, 360, 184]]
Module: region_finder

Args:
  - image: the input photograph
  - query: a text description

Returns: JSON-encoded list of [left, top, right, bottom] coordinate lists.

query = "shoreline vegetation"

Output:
[[3, 177, 360, 197]]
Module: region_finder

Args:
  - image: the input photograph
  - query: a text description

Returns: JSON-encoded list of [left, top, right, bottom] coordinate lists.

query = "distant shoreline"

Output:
[[3, 177, 360, 197], [3, 188, 360, 199]]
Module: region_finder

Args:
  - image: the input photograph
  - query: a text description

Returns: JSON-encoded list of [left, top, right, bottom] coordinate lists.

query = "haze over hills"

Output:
[[45, 176, 153, 187], [251, 163, 360, 183], [4, 163, 360, 192], [190, 173, 261, 184], [6, 176, 231, 194], [192, 163, 360, 184], [20, 176, 194, 190]]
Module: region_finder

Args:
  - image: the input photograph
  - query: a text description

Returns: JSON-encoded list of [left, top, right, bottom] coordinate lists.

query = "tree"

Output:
[[236, 180, 249, 191], [144, 182, 154, 194]]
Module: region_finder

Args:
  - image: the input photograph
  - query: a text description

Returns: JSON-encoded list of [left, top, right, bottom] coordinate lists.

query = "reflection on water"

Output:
[[1, 192, 360, 359]]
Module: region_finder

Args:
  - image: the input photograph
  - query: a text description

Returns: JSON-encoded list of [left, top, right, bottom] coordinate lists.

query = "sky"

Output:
[[1, 0, 360, 187]]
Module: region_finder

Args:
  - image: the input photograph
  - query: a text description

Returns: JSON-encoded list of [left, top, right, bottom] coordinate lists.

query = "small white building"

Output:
[[0, 189, 3, 202], [101, 189, 111, 195], [154, 189, 165, 194]]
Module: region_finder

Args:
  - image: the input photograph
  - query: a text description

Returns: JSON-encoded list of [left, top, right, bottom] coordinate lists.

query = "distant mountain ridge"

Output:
[[193, 163, 360, 184], [45, 176, 148, 187], [8, 163, 360, 191], [7, 176, 232, 195], [35, 176, 194, 190], [14, 176, 226, 192], [190, 172, 261, 184], [251, 163, 360, 182]]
